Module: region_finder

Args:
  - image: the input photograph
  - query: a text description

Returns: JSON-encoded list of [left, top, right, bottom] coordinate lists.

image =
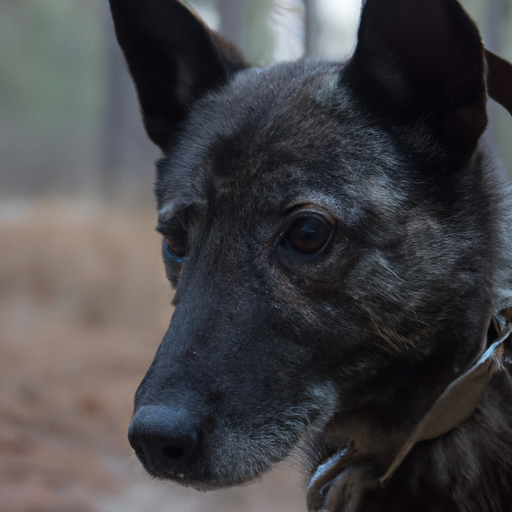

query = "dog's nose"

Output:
[[128, 405, 200, 473]]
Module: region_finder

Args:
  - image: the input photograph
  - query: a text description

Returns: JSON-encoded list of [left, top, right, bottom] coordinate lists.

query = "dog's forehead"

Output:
[[156, 61, 402, 220]]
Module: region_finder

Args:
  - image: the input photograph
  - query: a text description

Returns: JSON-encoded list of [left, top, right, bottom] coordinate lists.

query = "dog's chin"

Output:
[[145, 466, 262, 491], [173, 475, 255, 492], [137, 450, 275, 491]]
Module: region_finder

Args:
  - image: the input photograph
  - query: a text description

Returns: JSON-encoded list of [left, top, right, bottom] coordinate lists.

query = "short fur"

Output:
[[108, 0, 512, 510]]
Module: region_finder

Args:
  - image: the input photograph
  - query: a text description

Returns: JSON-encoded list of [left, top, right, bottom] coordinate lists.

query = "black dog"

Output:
[[109, 0, 512, 510]]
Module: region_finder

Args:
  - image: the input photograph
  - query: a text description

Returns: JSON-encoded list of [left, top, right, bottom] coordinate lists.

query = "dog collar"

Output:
[[379, 316, 510, 485], [307, 315, 511, 512]]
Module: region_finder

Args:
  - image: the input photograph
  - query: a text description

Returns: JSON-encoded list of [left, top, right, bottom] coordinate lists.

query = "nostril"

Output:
[[163, 445, 185, 459]]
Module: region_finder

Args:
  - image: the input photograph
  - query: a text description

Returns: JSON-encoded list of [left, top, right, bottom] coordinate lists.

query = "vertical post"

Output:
[[217, 0, 276, 64], [102, 14, 130, 196], [483, 0, 508, 146], [304, 0, 320, 57], [100, 2, 157, 203], [217, 0, 246, 48]]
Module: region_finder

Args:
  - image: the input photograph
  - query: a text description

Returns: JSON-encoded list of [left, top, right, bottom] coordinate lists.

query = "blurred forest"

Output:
[[1, 0, 510, 206], [0, 1, 512, 512]]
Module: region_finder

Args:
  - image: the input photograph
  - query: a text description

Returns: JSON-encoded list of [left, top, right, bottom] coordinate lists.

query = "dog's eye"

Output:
[[285, 214, 333, 254], [162, 238, 186, 264]]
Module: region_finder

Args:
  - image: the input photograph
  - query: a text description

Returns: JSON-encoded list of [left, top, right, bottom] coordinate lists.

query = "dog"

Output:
[[108, 0, 512, 510]]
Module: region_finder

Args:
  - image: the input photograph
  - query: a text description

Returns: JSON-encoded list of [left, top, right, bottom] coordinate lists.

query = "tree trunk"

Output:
[[304, 0, 320, 57], [483, 0, 508, 146], [217, 0, 246, 48]]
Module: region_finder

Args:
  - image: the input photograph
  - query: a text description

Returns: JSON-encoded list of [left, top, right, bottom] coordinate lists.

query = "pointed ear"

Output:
[[347, 0, 487, 152], [109, 0, 248, 150]]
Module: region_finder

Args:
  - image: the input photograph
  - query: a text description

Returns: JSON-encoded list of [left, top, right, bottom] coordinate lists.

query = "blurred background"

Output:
[[0, 1, 511, 511]]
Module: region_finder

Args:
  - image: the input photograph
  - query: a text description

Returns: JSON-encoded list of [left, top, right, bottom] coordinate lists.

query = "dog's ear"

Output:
[[348, 0, 487, 152], [109, 0, 248, 150]]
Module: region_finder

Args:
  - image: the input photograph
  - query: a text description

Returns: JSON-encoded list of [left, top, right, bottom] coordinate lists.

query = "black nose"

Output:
[[128, 405, 200, 476]]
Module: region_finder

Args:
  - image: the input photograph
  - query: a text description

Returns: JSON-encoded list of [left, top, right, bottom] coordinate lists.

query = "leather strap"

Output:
[[307, 319, 511, 511], [379, 320, 510, 485], [486, 49, 512, 116]]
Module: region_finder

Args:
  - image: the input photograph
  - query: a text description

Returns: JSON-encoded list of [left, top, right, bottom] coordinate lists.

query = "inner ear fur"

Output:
[[109, 0, 248, 150], [347, 0, 487, 152]]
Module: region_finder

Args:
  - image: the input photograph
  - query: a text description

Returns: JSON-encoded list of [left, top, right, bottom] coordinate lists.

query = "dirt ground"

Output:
[[0, 198, 307, 512]]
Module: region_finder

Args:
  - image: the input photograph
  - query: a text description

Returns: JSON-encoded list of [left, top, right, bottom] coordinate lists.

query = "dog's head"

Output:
[[109, 0, 507, 490]]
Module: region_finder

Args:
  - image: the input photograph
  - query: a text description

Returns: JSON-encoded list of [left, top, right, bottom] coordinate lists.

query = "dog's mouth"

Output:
[[136, 453, 258, 490], [130, 382, 340, 491], [131, 429, 283, 491], [131, 445, 255, 490], [158, 471, 253, 491]]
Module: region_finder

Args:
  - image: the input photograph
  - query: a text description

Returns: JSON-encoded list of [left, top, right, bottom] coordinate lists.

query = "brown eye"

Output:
[[285, 214, 333, 254]]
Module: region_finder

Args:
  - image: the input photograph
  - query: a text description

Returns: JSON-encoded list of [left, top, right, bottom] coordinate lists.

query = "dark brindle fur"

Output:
[[108, 0, 512, 510]]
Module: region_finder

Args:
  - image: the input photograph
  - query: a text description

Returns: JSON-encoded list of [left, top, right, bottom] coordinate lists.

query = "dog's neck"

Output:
[[307, 315, 512, 512]]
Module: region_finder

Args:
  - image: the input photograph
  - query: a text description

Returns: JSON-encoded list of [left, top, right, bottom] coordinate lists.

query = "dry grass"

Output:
[[0, 198, 306, 512]]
